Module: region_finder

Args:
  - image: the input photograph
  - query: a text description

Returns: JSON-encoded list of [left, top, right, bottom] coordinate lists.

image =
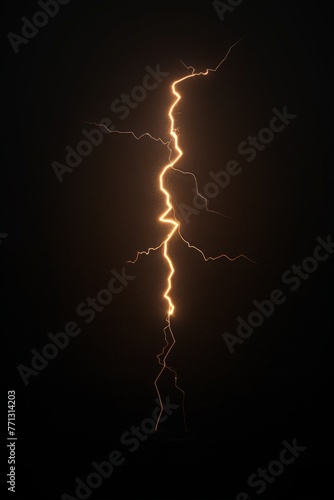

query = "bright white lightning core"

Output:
[[89, 38, 252, 431]]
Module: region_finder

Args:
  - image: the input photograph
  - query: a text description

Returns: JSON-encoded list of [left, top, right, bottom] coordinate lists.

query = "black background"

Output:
[[1, 1, 333, 499]]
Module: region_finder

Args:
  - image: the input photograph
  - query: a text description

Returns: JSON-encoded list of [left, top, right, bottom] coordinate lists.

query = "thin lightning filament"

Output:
[[90, 38, 251, 431]]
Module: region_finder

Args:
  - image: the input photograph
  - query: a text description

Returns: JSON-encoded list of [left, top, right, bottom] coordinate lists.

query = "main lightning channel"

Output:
[[91, 38, 249, 431], [152, 39, 248, 429]]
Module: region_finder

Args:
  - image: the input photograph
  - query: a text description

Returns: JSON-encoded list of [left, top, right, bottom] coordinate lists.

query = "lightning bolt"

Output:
[[90, 38, 253, 431]]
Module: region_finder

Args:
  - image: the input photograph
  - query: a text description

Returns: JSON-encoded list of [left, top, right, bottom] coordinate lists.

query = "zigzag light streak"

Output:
[[93, 38, 251, 431]]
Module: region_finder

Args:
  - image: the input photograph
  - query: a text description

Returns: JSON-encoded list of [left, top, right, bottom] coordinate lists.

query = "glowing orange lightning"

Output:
[[150, 38, 252, 431], [88, 38, 252, 431]]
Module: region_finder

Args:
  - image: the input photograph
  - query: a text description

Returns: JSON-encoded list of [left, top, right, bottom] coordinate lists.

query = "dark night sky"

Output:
[[2, 1, 333, 499]]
